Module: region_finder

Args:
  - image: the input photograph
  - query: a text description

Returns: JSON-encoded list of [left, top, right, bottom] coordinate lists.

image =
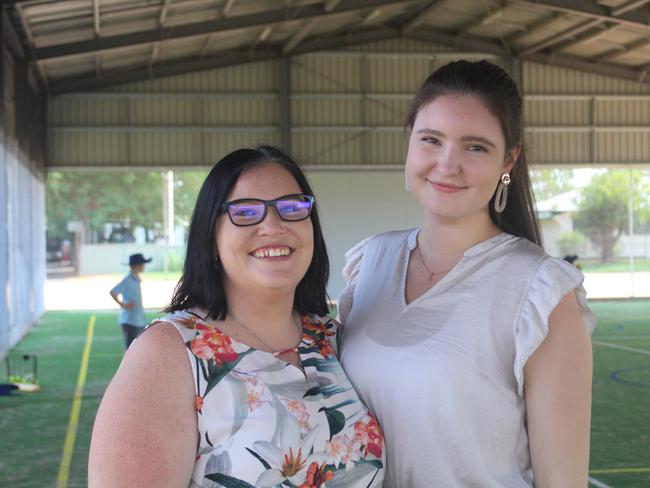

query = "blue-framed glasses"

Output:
[[222, 194, 315, 227]]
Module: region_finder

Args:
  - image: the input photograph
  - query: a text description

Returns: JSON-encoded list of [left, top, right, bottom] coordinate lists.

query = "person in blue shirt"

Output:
[[109, 253, 151, 349]]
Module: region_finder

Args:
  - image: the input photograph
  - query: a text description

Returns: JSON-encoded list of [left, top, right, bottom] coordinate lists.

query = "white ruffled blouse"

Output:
[[338, 229, 596, 488]]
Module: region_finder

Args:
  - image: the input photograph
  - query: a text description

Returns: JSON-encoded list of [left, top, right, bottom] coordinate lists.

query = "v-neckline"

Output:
[[400, 230, 460, 308], [400, 229, 511, 308]]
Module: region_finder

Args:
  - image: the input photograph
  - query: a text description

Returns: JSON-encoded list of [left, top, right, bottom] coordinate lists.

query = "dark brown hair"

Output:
[[406, 59, 542, 246]]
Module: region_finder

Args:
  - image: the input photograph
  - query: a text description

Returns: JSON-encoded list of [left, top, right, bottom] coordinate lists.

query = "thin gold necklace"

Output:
[[228, 311, 303, 356], [415, 245, 454, 282]]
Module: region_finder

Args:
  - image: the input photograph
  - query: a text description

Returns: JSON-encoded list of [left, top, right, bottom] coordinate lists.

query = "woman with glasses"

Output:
[[89, 146, 385, 487], [338, 60, 596, 487]]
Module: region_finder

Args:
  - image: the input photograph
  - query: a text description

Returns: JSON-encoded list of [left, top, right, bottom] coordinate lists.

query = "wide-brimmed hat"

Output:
[[127, 253, 152, 266]]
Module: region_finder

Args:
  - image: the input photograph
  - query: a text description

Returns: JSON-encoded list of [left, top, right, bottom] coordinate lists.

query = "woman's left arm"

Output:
[[524, 291, 593, 488]]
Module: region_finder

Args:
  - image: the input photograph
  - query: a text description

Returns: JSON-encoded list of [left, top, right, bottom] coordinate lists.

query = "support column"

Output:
[[278, 57, 292, 153]]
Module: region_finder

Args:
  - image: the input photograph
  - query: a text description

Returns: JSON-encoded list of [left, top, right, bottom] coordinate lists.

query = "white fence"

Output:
[[78, 243, 185, 275]]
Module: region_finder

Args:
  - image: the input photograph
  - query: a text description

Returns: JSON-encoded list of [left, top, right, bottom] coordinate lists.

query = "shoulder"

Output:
[[151, 310, 205, 339], [369, 228, 415, 247], [89, 320, 197, 485], [344, 228, 414, 265], [111, 274, 130, 289]]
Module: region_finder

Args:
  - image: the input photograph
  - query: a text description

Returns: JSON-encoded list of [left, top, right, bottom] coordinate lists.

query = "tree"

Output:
[[530, 168, 574, 201], [46, 171, 164, 242], [573, 171, 650, 263], [174, 171, 207, 226]]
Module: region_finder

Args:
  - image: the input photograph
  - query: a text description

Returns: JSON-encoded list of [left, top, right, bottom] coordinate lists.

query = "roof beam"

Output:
[[548, 23, 617, 52], [49, 26, 398, 94], [283, 18, 318, 54], [159, 0, 173, 26], [402, 0, 454, 34], [33, 0, 407, 63], [223, 0, 236, 17], [457, 2, 510, 37], [324, 0, 343, 12], [506, 12, 563, 44], [406, 27, 650, 85], [611, 0, 650, 16], [93, 0, 100, 37], [15, 3, 49, 90], [514, 0, 650, 31], [596, 37, 650, 62], [361, 8, 383, 25], [519, 17, 603, 56], [250, 25, 273, 52]]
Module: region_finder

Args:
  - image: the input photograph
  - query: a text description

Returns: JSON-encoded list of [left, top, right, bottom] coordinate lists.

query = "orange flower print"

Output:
[[354, 411, 383, 459], [195, 395, 204, 411], [298, 462, 333, 488], [176, 315, 200, 330], [301, 317, 336, 357], [301, 317, 335, 339], [313, 338, 335, 358], [190, 322, 238, 366]]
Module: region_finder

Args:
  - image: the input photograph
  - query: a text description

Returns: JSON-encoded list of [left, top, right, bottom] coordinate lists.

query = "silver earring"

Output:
[[494, 173, 511, 214]]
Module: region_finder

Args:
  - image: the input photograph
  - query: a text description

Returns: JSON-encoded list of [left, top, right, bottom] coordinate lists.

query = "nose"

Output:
[[256, 206, 286, 235], [437, 145, 461, 175]]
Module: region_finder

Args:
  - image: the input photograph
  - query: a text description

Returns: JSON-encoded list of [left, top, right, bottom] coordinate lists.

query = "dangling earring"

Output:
[[494, 173, 511, 213], [214, 255, 220, 267]]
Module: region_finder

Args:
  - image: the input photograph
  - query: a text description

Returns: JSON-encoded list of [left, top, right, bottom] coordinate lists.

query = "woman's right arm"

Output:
[[88, 323, 198, 487]]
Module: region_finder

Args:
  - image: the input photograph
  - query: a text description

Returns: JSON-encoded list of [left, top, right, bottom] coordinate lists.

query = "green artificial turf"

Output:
[[0, 311, 159, 488], [581, 259, 650, 273], [1, 303, 649, 487]]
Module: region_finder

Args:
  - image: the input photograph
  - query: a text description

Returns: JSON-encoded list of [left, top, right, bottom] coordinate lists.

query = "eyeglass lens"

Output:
[[227, 195, 312, 226]]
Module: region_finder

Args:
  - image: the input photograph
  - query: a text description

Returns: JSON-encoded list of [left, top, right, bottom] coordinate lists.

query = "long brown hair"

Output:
[[406, 60, 542, 246]]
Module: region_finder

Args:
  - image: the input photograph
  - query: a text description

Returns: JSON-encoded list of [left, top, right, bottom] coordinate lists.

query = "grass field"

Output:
[[581, 259, 650, 273], [1, 303, 649, 487]]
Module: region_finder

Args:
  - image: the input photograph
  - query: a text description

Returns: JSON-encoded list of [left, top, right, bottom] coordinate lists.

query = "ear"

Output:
[[504, 144, 521, 173]]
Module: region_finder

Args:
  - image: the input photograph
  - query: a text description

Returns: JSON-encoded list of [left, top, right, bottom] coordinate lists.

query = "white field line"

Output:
[[588, 476, 614, 488], [592, 340, 650, 356], [596, 335, 650, 341]]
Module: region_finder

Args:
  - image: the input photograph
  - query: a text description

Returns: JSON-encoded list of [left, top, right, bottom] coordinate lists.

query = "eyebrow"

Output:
[[416, 129, 497, 149]]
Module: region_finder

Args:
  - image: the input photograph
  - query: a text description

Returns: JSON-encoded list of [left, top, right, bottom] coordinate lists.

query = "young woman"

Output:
[[338, 60, 596, 487], [89, 146, 385, 487]]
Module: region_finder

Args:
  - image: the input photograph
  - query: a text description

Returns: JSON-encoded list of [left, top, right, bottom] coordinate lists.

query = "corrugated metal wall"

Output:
[[47, 39, 650, 169], [522, 63, 650, 167]]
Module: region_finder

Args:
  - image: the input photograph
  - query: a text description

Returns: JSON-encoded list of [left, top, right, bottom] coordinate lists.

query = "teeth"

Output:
[[253, 247, 290, 258]]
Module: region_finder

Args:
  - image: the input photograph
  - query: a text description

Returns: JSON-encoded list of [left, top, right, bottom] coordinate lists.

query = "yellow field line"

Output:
[[590, 467, 650, 474], [56, 315, 96, 488]]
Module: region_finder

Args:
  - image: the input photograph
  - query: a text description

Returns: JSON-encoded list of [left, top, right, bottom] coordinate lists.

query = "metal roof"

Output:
[[7, 0, 650, 94]]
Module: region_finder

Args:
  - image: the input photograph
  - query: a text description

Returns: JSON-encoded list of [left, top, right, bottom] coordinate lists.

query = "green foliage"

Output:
[[530, 169, 575, 201], [174, 171, 208, 226], [557, 231, 587, 257], [46, 171, 164, 239], [46, 170, 208, 242], [574, 171, 650, 263]]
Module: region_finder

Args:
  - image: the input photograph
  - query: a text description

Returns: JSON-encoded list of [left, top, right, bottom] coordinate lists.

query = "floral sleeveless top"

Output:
[[153, 310, 385, 488]]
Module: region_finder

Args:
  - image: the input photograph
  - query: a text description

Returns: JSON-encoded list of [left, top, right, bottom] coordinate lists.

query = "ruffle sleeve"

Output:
[[514, 257, 597, 396], [337, 236, 371, 325]]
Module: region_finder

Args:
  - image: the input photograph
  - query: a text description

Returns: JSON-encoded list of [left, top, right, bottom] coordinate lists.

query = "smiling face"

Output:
[[405, 94, 519, 224], [215, 162, 314, 296]]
